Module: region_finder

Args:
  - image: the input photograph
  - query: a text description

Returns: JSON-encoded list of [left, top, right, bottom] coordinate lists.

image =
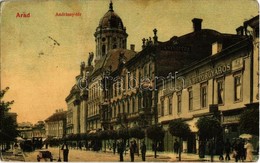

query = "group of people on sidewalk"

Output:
[[221, 138, 254, 162], [112, 139, 147, 162]]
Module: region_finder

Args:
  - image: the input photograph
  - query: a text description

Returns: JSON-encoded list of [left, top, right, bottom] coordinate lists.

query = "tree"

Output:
[[196, 116, 222, 161], [196, 116, 222, 140], [146, 124, 165, 158], [168, 119, 191, 161], [0, 87, 18, 151], [129, 127, 145, 139], [239, 107, 259, 136]]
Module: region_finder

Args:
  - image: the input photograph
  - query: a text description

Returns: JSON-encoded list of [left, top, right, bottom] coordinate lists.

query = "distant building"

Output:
[[45, 109, 67, 138], [17, 122, 33, 139], [32, 121, 46, 138]]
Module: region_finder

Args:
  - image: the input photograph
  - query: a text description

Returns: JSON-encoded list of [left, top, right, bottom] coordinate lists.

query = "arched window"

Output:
[[102, 45, 106, 56]]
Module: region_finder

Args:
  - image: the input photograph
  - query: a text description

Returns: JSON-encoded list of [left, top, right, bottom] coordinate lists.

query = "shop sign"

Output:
[[223, 115, 240, 123], [232, 57, 243, 71], [188, 63, 231, 85]]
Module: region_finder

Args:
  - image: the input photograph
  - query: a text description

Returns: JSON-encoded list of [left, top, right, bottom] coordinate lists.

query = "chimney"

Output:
[[192, 18, 203, 32], [130, 44, 135, 51], [236, 26, 244, 35]]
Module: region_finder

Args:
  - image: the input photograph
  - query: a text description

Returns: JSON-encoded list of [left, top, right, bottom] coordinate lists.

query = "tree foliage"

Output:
[[239, 108, 259, 136], [0, 87, 18, 145], [146, 124, 165, 142], [129, 127, 145, 139], [117, 127, 129, 139], [168, 119, 191, 139], [196, 116, 222, 140]]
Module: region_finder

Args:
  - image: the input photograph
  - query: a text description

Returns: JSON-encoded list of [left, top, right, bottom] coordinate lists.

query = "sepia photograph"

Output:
[[0, 0, 259, 162]]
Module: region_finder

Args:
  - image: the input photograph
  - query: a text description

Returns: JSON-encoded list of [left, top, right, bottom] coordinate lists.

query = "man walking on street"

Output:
[[173, 139, 180, 158], [225, 139, 231, 161], [140, 141, 147, 161], [118, 140, 124, 162], [61, 142, 69, 162], [130, 141, 135, 162]]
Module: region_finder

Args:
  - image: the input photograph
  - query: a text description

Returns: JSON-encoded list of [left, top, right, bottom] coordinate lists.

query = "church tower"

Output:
[[94, 2, 128, 61]]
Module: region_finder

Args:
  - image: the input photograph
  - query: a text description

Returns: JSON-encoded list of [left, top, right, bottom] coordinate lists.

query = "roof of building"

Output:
[[45, 111, 67, 122], [91, 48, 136, 78], [155, 29, 247, 76], [98, 2, 124, 30]]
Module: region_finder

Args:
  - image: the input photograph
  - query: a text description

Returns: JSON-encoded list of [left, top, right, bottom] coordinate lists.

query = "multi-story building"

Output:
[[157, 15, 259, 153], [45, 109, 67, 138], [64, 1, 258, 153], [32, 121, 46, 138], [17, 122, 33, 139]]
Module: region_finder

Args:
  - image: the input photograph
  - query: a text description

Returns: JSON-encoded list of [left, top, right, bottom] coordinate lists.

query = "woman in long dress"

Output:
[[244, 140, 254, 161]]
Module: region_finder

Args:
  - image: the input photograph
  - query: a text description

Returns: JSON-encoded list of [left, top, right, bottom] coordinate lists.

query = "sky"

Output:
[[1, 0, 259, 124]]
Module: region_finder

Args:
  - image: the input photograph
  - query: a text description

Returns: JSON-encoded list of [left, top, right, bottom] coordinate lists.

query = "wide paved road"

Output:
[[24, 147, 172, 162]]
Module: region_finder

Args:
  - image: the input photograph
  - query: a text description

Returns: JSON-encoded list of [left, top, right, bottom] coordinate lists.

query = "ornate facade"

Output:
[[64, 1, 258, 153]]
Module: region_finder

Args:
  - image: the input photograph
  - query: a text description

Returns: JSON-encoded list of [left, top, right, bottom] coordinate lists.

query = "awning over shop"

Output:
[[186, 118, 199, 132]]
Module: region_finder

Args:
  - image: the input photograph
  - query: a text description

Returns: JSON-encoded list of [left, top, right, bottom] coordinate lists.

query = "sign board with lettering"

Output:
[[232, 57, 244, 71]]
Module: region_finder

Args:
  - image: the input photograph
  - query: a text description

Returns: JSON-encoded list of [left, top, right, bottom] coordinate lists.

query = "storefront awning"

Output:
[[185, 118, 199, 132]]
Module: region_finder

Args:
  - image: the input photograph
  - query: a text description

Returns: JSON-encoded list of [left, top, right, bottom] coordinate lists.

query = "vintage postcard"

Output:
[[0, 0, 259, 162]]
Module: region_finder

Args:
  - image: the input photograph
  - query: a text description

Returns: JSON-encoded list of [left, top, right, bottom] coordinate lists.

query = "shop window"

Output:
[[200, 83, 207, 108], [234, 75, 242, 101]]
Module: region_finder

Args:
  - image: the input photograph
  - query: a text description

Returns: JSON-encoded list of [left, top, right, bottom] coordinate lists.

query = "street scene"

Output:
[[0, 0, 259, 162]]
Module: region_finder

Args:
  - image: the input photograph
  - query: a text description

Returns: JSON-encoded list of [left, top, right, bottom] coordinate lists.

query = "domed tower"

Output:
[[94, 1, 128, 61]]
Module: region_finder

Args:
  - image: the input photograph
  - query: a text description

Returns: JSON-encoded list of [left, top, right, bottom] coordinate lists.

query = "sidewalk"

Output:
[[0, 149, 25, 162]]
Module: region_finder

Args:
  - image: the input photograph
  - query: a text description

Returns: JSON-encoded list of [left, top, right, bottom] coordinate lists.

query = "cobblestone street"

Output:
[[24, 147, 172, 162], [22, 147, 260, 162]]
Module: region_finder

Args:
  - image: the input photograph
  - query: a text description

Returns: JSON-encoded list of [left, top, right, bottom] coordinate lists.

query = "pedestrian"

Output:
[[244, 140, 253, 162], [173, 139, 180, 157], [118, 140, 124, 162], [208, 139, 214, 162], [78, 141, 82, 150], [225, 138, 231, 161], [13, 142, 19, 156], [113, 141, 116, 154], [232, 139, 239, 162], [239, 139, 246, 161], [61, 142, 69, 162], [218, 139, 224, 161], [133, 140, 139, 156], [140, 141, 146, 161], [129, 141, 135, 162]]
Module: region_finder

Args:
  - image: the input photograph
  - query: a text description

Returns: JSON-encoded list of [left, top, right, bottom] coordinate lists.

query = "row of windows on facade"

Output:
[[99, 38, 126, 56], [87, 120, 99, 130], [88, 63, 154, 100], [159, 74, 242, 116], [88, 103, 99, 117]]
